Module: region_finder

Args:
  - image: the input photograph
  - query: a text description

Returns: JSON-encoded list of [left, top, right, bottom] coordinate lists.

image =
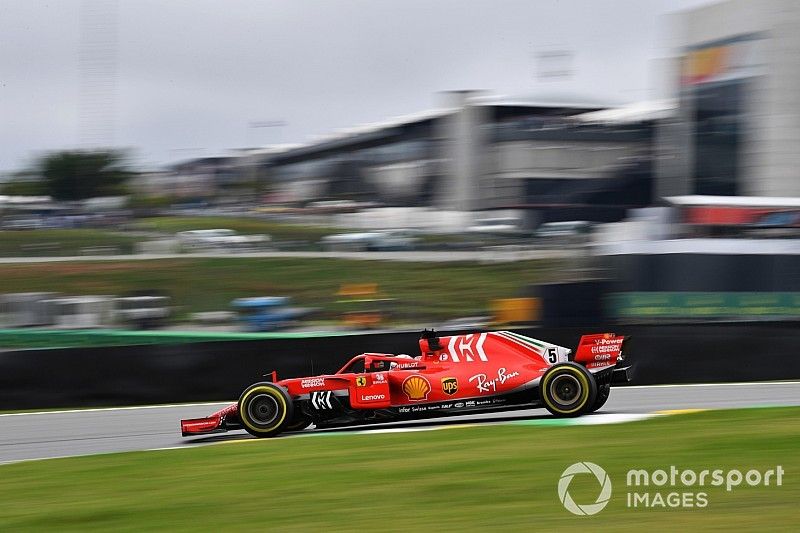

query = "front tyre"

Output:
[[238, 382, 293, 438], [540, 362, 597, 417]]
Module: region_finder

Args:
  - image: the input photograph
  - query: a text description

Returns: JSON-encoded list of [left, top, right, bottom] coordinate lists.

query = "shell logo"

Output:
[[402, 376, 431, 401]]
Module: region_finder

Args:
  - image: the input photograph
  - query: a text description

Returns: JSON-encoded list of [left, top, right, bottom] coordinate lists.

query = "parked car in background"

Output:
[[231, 296, 315, 331], [177, 229, 271, 252], [466, 217, 523, 237], [114, 295, 171, 330], [1, 216, 47, 230], [534, 220, 592, 245], [320, 229, 419, 252]]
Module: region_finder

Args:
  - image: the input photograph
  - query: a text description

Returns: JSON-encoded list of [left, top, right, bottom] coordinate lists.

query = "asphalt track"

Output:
[[1, 381, 799, 465]]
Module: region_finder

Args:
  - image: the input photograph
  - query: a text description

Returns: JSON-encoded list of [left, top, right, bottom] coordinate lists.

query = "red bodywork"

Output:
[[181, 330, 628, 436]]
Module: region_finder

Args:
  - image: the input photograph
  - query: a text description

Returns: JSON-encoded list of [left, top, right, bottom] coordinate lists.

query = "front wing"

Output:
[[181, 403, 242, 436]]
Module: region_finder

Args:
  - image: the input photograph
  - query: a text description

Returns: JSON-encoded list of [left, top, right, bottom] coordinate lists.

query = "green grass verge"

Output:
[[0, 408, 797, 531], [0, 257, 554, 322], [0, 229, 137, 256]]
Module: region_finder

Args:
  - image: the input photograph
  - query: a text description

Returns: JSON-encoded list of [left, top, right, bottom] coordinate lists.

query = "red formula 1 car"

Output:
[[181, 329, 630, 438]]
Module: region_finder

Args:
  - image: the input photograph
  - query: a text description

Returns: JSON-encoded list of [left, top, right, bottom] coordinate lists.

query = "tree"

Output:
[[36, 150, 133, 201], [0, 171, 48, 196]]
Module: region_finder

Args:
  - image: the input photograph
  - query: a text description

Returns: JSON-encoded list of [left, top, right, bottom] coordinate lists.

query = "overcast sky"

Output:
[[0, 0, 714, 173]]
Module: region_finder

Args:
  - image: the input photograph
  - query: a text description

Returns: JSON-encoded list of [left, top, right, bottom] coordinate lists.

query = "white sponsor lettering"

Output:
[[468, 367, 520, 394], [591, 345, 618, 354], [374, 373, 386, 382], [361, 394, 386, 401], [594, 338, 623, 346], [301, 377, 325, 388], [394, 361, 423, 369]]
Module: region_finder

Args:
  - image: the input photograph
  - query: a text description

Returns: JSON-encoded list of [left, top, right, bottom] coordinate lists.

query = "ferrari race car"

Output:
[[181, 329, 630, 438]]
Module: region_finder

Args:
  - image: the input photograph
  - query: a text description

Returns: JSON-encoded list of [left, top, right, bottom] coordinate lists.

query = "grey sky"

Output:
[[0, 0, 714, 172]]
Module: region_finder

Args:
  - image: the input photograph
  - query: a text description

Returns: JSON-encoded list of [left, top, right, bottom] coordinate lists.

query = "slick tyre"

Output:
[[540, 362, 597, 417], [587, 383, 611, 413], [238, 382, 293, 438]]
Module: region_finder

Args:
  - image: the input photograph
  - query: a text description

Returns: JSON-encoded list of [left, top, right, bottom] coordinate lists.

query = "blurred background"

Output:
[[2, 0, 800, 339]]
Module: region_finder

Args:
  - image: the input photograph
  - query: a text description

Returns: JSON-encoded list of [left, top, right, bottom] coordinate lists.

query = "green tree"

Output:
[[36, 150, 133, 201], [1, 175, 48, 196]]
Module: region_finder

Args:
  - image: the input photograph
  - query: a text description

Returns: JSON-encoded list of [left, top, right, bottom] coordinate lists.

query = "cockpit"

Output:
[[336, 353, 423, 374], [335, 330, 443, 374]]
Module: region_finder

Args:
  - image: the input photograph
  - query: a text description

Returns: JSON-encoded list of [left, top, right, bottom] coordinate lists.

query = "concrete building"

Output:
[[660, 0, 800, 198], [135, 156, 256, 200], [264, 91, 658, 226]]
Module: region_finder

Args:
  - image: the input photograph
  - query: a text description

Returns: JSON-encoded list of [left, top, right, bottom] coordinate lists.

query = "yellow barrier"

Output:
[[336, 283, 389, 328], [492, 297, 540, 325], [337, 283, 379, 297]]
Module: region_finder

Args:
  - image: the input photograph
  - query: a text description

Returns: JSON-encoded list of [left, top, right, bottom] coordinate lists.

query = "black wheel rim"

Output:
[[550, 374, 581, 407], [247, 394, 280, 426]]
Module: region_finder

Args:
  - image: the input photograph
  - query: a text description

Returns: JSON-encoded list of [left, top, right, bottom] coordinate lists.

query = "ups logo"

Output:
[[441, 377, 458, 396]]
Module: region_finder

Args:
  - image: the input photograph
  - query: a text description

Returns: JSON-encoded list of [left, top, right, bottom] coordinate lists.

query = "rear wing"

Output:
[[573, 333, 627, 369]]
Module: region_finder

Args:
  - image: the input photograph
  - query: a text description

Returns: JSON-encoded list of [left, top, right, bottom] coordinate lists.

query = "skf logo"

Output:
[[402, 376, 431, 401], [355, 376, 367, 387], [441, 377, 458, 396]]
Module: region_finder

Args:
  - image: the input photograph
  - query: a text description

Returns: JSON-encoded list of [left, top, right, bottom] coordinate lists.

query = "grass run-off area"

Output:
[[0, 217, 336, 256], [0, 407, 797, 531], [0, 229, 138, 257], [0, 257, 556, 320], [0, 216, 481, 257]]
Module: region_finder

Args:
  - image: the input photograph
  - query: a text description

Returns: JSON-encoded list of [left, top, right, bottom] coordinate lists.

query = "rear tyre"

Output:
[[238, 382, 293, 438], [587, 383, 611, 413], [540, 362, 597, 417]]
